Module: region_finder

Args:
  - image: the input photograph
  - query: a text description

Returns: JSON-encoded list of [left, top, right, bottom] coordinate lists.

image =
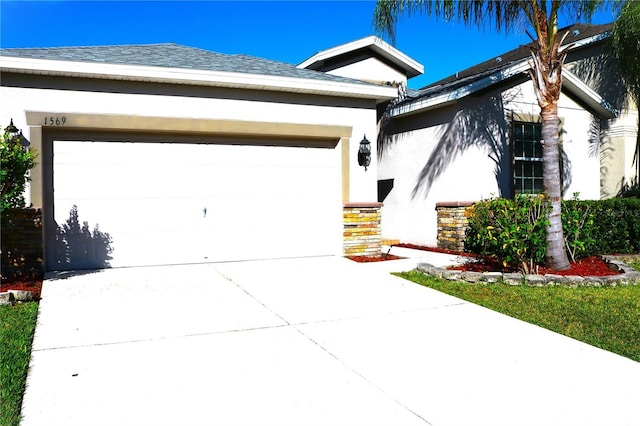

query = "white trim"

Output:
[[389, 61, 530, 117], [0, 56, 397, 101], [568, 31, 611, 50], [562, 69, 618, 119], [298, 36, 424, 78], [390, 61, 618, 119]]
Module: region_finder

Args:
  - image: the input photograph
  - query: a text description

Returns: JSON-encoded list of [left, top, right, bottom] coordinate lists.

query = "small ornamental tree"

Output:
[[1, 120, 38, 213]]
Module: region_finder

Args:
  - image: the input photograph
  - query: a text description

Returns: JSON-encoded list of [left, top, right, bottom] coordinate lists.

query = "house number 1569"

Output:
[[44, 116, 67, 125]]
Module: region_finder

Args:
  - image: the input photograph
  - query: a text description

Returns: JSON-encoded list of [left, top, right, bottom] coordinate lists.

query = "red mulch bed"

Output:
[[449, 256, 621, 277], [392, 243, 620, 276], [1, 277, 43, 300], [346, 254, 405, 263]]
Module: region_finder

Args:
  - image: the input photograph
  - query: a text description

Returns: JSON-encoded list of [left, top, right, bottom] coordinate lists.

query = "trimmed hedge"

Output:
[[466, 197, 640, 269], [564, 198, 640, 255]]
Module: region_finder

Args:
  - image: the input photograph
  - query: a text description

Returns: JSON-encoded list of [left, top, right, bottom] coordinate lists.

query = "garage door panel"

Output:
[[51, 140, 341, 270]]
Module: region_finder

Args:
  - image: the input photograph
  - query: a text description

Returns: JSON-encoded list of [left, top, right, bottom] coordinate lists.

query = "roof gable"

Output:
[[297, 36, 423, 80]]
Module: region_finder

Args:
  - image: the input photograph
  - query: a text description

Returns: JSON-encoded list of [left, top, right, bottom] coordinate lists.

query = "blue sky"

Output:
[[0, 1, 617, 89]]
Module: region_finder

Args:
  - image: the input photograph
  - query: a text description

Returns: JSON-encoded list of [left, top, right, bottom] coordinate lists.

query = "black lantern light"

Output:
[[358, 134, 371, 171], [5, 119, 19, 138], [4, 119, 30, 148]]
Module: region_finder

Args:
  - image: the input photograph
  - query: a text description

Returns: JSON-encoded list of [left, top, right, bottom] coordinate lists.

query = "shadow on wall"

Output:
[[380, 90, 514, 200], [52, 205, 113, 270], [566, 44, 629, 113], [379, 85, 578, 200]]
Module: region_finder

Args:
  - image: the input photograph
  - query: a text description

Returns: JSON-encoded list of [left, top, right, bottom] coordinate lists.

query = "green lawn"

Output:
[[0, 302, 38, 426], [397, 270, 640, 363]]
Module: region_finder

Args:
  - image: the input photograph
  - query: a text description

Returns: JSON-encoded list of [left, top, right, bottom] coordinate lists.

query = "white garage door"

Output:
[[50, 139, 341, 270]]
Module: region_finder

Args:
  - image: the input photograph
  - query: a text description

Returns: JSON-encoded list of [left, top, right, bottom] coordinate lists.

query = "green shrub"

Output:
[[466, 196, 640, 270], [578, 198, 640, 254], [465, 195, 549, 273], [562, 194, 595, 262], [1, 121, 38, 213]]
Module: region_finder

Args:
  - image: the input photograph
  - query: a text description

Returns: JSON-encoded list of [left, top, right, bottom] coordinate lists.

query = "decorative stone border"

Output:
[[0, 290, 35, 306], [417, 257, 640, 287]]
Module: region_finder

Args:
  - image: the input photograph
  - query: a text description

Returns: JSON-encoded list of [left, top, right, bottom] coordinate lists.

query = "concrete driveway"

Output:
[[21, 254, 640, 426]]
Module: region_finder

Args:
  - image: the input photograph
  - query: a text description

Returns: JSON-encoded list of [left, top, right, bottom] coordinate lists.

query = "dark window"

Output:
[[513, 121, 543, 195]]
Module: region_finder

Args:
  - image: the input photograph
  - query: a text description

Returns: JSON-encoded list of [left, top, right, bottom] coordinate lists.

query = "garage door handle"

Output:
[[203, 207, 207, 217]]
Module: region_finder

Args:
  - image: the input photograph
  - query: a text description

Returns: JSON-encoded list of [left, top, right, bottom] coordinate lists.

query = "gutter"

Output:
[[562, 69, 618, 119], [390, 48, 618, 119], [0, 56, 398, 102], [389, 61, 530, 117]]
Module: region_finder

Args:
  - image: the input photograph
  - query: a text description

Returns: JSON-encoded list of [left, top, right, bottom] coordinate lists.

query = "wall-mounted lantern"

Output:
[[358, 134, 371, 171], [4, 119, 30, 147]]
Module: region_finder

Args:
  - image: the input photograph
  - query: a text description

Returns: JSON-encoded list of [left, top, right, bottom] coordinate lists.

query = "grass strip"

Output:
[[0, 302, 38, 426], [397, 271, 640, 363]]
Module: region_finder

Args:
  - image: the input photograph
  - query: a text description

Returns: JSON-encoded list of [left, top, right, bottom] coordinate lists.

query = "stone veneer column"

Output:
[[1, 208, 44, 280], [436, 201, 475, 252], [343, 202, 382, 257]]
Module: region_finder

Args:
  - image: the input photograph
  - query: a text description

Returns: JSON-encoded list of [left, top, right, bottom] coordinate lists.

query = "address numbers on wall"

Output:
[[43, 116, 67, 126]]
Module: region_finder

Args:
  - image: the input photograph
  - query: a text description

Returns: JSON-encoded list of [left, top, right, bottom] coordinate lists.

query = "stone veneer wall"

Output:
[[343, 202, 382, 257], [1, 208, 44, 280], [436, 201, 475, 252]]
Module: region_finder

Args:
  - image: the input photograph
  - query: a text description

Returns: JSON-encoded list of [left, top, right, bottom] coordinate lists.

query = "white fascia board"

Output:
[[298, 36, 424, 78], [568, 31, 610, 49], [389, 61, 531, 117], [562, 69, 618, 118], [0, 56, 398, 101]]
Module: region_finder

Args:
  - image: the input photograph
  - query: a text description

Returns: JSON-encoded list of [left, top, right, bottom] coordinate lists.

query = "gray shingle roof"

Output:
[[390, 23, 614, 117], [423, 23, 612, 89], [0, 43, 374, 86]]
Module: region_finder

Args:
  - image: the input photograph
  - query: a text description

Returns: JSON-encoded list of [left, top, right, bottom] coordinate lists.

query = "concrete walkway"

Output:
[[21, 251, 640, 426]]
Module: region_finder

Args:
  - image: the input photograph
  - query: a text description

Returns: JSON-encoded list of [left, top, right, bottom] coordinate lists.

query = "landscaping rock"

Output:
[[562, 275, 585, 286], [442, 270, 463, 281], [416, 263, 433, 272], [9, 290, 34, 302], [503, 273, 524, 286], [584, 277, 604, 287], [460, 271, 484, 283], [0, 292, 14, 306], [481, 272, 503, 283], [413, 256, 640, 287], [417, 263, 445, 278], [544, 274, 565, 285], [524, 274, 546, 286]]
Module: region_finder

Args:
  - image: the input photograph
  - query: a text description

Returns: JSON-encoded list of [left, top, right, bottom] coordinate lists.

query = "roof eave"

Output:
[[562, 69, 618, 119], [389, 61, 530, 117], [0, 56, 398, 101], [390, 59, 618, 120]]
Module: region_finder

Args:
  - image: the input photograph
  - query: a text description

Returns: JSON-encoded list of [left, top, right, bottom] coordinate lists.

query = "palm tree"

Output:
[[374, 0, 610, 270]]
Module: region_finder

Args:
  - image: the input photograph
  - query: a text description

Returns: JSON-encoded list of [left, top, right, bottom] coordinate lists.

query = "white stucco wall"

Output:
[[0, 77, 380, 205], [379, 79, 603, 247]]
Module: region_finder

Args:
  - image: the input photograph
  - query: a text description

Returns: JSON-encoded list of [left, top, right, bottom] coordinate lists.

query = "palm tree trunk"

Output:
[[541, 103, 570, 270]]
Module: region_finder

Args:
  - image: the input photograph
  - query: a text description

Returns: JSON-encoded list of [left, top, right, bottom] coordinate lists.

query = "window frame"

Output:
[[511, 120, 544, 196]]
